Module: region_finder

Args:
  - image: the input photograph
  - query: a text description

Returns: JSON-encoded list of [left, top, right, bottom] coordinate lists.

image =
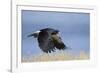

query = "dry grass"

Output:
[[22, 51, 89, 62]]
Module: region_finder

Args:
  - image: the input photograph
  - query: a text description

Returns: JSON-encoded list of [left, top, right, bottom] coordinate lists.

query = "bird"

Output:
[[28, 28, 67, 53]]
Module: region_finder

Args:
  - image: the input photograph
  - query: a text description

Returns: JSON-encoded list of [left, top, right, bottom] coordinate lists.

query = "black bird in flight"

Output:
[[28, 28, 67, 53]]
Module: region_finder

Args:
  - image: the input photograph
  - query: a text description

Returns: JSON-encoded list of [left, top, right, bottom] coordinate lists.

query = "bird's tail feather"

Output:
[[27, 34, 34, 37]]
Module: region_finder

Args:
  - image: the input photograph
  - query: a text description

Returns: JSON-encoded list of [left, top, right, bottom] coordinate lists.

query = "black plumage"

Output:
[[28, 28, 66, 53]]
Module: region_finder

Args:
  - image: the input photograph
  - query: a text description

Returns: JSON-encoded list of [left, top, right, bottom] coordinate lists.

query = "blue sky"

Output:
[[22, 10, 90, 57]]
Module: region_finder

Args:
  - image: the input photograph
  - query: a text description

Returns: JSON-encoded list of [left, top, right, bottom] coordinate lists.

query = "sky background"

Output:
[[22, 10, 90, 57]]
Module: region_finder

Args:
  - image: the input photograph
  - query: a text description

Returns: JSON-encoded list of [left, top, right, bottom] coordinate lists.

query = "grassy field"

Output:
[[22, 51, 89, 62]]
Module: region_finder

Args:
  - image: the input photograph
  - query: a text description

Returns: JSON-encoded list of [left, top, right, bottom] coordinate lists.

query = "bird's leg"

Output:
[[51, 48, 56, 52], [48, 49, 51, 53]]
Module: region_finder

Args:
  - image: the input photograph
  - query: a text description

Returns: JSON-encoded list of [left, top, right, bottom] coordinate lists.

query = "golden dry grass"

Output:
[[22, 51, 89, 62]]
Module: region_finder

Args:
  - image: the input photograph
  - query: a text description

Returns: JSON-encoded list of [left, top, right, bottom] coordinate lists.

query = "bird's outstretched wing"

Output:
[[51, 35, 66, 50], [38, 31, 55, 53]]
